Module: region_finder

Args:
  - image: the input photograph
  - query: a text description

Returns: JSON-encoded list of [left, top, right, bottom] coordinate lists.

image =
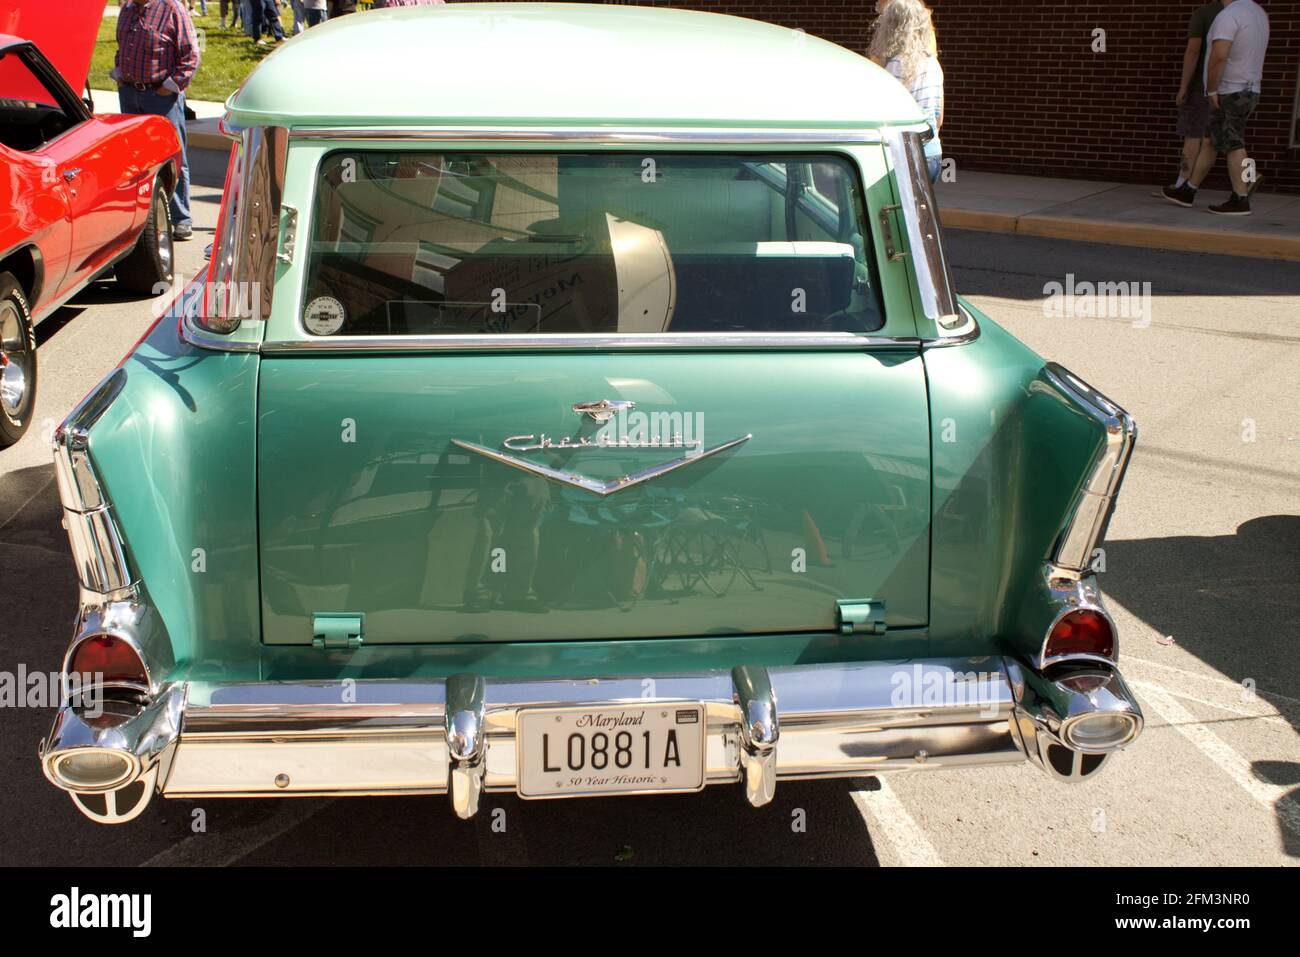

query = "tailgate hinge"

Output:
[[837, 599, 887, 635], [311, 612, 364, 650]]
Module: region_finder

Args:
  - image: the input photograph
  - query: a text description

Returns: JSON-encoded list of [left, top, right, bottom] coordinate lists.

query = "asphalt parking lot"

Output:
[[0, 149, 1296, 866]]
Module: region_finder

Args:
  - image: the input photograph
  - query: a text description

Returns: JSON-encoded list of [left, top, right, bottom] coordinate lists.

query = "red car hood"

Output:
[[0, 0, 106, 93]]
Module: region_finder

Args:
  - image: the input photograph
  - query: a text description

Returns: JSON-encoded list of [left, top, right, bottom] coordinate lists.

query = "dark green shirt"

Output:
[[1187, 1, 1224, 93]]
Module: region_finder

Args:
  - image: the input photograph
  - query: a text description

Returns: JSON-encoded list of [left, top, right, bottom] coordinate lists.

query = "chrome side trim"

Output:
[[62, 508, 133, 599], [262, 333, 922, 354], [1042, 363, 1138, 574], [52, 369, 137, 602], [52, 368, 127, 508], [451, 433, 751, 497], [287, 125, 885, 144]]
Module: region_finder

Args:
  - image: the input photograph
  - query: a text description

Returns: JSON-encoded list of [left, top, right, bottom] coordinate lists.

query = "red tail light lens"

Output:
[[68, 635, 148, 689], [1044, 609, 1115, 662]]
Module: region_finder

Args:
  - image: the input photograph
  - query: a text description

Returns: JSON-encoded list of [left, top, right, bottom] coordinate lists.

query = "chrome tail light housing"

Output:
[[1008, 662, 1144, 783]]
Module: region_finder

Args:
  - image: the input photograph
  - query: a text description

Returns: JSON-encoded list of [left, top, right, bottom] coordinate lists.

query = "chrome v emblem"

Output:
[[450, 434, 752, 497]]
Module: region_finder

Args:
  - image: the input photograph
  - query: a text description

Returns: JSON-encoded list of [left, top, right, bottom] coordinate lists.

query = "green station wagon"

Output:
[[39, 5, 1142, 824]]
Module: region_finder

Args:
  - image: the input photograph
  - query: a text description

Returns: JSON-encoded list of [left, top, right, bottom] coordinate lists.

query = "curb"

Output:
[[188, 120, 230, 152], [939, 206, 1300, 263]]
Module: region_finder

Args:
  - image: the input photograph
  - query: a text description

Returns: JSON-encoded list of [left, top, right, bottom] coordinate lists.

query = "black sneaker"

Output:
[[1161, 183, 1196, 207], [1208, 193, 1251, 216]]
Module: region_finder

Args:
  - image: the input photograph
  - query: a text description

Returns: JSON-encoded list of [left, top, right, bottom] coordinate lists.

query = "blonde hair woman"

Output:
[[869, 0, 945, 182]]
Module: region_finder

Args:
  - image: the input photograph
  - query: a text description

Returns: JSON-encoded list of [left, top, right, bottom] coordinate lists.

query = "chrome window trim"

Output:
[[201, 137, 245, 334], [274, 144, 901, 353], [194, 126, 286, 337], [919, 304, 980, 348], [882, 128, 964, 340], [1042, 363, 1138, 574], [178, 279, 261, 353], [260, 332, 923, 354], [286, 125, 885, 144]]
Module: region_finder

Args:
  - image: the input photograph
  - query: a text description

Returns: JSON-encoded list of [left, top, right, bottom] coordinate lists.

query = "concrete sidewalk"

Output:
[[90, 88, 229, 151], [936, 169, 1300, 262]]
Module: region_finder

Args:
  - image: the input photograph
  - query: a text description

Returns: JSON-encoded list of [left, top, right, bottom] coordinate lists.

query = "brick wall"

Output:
[[469, 0, 1300, 193], [927, 1, 1299, 193]]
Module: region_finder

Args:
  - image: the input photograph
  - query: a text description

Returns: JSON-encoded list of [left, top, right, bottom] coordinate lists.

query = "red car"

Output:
[[0, 1, 180, 447]]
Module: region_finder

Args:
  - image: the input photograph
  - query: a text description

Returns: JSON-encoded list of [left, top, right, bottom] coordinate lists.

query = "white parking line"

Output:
[[1127, 677, 1291, 730], [1136, 682, 1300, 837], [850, 778, 944, 867], [1125, 655, 1300, 708]]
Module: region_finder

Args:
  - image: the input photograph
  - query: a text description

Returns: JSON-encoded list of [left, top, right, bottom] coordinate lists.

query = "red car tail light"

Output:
[[1044, 609, 1115, 663], [68, 635, 149, 691]]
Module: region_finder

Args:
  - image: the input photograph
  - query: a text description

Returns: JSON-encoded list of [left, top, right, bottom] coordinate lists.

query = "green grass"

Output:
[[91, 8, 298, 104]]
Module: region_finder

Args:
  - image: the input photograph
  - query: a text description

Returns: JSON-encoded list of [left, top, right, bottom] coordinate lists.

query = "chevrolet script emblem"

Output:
[[452, 401, 751, 497]]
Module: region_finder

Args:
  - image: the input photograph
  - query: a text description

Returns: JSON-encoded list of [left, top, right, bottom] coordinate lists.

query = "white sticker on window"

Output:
[[304, 296, 345, 336]]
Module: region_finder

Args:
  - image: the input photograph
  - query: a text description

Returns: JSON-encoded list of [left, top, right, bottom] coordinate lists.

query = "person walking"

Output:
[[1165, 1, 1222, 193], [303, 0, 326, 27], [869, 0, 945, 183], [245, 0, 286, 44], [1163, 0, 1269, 215], [220, 0, 241, 30], [112, 0, 200, 241]]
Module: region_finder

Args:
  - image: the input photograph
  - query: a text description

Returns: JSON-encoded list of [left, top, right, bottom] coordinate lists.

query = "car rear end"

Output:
[[36, 8, 1142, 824]]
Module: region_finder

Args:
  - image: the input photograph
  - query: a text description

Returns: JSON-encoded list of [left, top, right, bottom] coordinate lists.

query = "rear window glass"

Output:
[[301, 151, 884, 337]]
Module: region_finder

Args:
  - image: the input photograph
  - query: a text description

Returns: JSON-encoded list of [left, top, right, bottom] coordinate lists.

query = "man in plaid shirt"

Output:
[[112, 0, 201, 240]]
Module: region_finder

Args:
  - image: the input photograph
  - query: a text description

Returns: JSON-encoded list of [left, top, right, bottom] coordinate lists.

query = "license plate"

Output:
[[516, 703, 706, 798]]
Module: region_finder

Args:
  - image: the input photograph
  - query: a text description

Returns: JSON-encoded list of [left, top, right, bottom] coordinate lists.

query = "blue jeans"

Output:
[[263, 0, 285, 39], [305, 9, 326, 26], [926, 155, 942, 185], [118, 87, 192, 229], [244, 0, 284, 39], [290, 0, 305, 34]]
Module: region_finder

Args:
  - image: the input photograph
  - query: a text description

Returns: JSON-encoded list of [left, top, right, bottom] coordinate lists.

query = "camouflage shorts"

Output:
[[1207, 90, 1259, 153]]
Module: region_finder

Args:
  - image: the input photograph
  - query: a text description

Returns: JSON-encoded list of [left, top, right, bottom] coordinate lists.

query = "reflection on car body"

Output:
[[37, 5, 1142, 825]]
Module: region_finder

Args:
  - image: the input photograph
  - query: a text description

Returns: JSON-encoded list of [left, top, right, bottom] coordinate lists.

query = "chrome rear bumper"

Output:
[[39, 656, 1143, 823]]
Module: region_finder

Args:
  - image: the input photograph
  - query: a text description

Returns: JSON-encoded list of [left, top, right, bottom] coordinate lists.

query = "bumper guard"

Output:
[[39, 656, 1143, 823]]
